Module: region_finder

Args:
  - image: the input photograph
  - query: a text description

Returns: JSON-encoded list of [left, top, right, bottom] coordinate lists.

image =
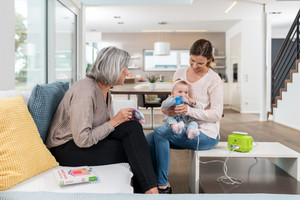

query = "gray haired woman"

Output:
[[47, 46, 159, 194]]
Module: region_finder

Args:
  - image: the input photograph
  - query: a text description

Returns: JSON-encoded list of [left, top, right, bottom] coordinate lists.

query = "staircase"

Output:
[[268, 9, 300, 117]]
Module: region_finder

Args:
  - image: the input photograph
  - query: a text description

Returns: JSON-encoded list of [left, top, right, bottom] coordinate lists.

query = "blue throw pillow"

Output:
[[28, 82, 69, 143]]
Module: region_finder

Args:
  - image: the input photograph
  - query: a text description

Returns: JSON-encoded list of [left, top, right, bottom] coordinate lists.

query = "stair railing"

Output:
[[271, 9, 300, 106]]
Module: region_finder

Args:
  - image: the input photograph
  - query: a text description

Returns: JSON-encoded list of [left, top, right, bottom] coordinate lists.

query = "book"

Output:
[[53, 166, 98, 186]]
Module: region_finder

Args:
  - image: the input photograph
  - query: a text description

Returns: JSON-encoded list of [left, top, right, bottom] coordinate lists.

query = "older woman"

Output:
[[46, 47, 158, 194]]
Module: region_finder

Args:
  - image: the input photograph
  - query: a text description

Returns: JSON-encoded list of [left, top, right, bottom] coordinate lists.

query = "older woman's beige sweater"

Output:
[[46, 77, 114, 148]]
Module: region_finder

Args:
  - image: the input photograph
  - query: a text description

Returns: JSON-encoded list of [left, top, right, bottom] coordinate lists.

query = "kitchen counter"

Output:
[[111, 82, 172, 95]]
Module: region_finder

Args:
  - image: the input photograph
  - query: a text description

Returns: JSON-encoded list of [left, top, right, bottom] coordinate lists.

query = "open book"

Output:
[[53, 166, 98, 186]]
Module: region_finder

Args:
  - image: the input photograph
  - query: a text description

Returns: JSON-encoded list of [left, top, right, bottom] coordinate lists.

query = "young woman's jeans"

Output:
[[146, 125, 219, 187]]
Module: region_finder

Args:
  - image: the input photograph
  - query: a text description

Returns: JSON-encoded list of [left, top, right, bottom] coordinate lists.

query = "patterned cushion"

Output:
[[0, 95, 58, 190], [27, 82, 69, 142]]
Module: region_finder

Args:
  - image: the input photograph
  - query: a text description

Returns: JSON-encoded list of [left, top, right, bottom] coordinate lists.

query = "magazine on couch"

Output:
[[53, 166, 98, 186]]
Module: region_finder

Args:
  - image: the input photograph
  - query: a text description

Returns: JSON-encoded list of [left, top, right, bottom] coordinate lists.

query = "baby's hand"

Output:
[[186, 94, 196, 105]]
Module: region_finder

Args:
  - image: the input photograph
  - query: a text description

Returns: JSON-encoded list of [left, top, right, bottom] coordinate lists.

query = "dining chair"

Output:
[[137, 94, 168, 129]]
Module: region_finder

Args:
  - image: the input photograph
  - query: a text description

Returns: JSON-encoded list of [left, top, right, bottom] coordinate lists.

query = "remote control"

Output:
[[232, 131, 248, 135]]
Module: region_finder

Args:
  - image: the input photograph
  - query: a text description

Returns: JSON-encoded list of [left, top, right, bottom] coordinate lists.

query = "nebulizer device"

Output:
[[227, 131, 253, 152]]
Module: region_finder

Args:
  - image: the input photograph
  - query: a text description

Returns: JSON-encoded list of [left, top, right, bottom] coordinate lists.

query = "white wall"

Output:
[[0, 1, 15, 90], [272, 28, 289, 38], [240, 19, 264, 113], [273, 63, 300, 131], [226, 18, 264, 113]]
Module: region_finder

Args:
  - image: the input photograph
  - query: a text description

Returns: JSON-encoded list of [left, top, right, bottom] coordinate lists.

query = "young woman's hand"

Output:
[[174, 104, 188, 115], [162, 107, 176, 116], [109, 108, 133, 127]]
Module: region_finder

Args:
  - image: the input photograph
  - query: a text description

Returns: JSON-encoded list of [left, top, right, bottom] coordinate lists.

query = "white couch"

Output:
[[0, 90, 135, 194], [2, 91, 300, 200]]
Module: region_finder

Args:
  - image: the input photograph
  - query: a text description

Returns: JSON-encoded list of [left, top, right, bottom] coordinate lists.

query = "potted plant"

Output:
[[147, 74, 159, 90], [147, 74, 159, 83]]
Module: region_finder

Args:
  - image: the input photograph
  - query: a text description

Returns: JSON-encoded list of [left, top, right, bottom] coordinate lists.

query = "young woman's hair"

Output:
[[189, 39, 215, 70], [86, 46, 130, 84]]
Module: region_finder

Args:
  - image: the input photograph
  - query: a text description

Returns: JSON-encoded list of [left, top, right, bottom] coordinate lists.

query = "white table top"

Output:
[[111, 82, 172, 95], [196, 142, 300, 158]]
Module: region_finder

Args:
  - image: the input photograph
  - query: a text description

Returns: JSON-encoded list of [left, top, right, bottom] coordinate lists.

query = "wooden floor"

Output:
[[143, 109, 300, 194]]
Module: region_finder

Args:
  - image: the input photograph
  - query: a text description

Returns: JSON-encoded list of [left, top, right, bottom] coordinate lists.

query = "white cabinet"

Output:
[[229, 82, 241, 111], [214, 56, 227, 81], [214, 56, 226, 68], [223, 83, 229, 105]]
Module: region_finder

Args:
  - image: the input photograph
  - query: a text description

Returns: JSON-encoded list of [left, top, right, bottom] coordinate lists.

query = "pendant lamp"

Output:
[[154, 42, 170, 56]]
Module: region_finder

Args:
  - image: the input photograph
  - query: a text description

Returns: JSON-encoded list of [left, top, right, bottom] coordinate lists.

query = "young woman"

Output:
[[146, 39, 223, 194]]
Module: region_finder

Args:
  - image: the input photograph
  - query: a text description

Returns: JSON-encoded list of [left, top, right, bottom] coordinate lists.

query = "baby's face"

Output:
[[172, 83, 189, 98]]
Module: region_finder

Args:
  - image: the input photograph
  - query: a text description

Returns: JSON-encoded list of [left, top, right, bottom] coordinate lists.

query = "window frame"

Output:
[[14, 0, 80, 90], [48, 0, 79, 84]]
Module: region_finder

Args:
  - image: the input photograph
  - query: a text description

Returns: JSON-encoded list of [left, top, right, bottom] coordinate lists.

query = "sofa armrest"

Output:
[[0, 90, 31, 105]]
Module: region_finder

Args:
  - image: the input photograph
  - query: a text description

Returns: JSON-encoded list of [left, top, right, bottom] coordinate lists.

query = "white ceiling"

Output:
[[81, 0, 300, 33]]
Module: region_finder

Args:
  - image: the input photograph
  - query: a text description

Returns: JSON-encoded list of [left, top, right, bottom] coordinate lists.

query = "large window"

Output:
[[14, 0, 78, 90], [54, 1, 77, 84], [85, 43, 99, 74], [144, 50, 190, 71], [15, 0, 47, 90]]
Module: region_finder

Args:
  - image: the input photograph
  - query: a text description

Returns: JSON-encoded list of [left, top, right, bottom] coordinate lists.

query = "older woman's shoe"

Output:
[[158, 186, 172, 194]]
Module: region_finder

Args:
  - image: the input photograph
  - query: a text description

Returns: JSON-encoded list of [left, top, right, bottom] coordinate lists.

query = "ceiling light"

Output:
[[268, 11, 282, 15], [118, 22, 124, 24], [158, 21, 168, 25], [224, 1, 237, 14], [175, 30, 208, 32], [113, 16, 121, 19], [142, 30, 173, 32], [154, 42, 170, 56]]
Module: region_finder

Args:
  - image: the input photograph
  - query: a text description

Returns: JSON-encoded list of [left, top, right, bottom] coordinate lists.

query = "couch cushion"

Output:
[[0, 95, 59, 191], [8, 163, 133, 194], [27, 82, 69, 142]]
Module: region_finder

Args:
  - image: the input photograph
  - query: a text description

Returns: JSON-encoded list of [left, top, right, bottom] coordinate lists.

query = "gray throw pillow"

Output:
[[27, 82, 69, 143]]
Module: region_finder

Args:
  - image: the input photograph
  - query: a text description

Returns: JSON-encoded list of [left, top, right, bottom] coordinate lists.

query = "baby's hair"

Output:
[[172, 78, 189, 92]]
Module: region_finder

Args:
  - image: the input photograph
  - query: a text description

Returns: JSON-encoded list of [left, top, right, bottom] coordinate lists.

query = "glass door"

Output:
[[15, 0, 47, 90], [54, 0, 77, 84]]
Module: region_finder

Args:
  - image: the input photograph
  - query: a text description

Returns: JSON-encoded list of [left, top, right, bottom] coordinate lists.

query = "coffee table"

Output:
[[189, 142, 300, 193], [198, 157, 300, 193]]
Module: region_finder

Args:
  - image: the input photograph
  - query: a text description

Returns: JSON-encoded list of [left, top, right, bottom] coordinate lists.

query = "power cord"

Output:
[[196, 136, 244, 185], [252, 138, 259, 148]]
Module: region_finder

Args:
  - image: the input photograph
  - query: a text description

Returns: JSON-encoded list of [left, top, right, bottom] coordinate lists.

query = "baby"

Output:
[[161, 79, 201, 139]]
